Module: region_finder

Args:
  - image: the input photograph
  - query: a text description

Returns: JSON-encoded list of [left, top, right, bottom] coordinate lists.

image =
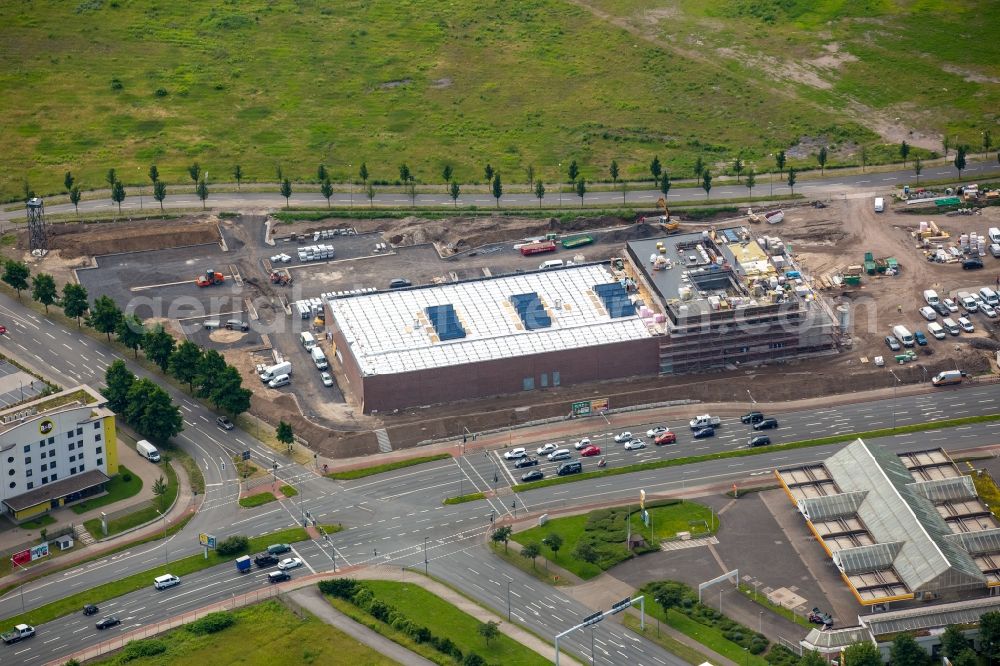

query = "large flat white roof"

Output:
[[330, 264, 653, 375]]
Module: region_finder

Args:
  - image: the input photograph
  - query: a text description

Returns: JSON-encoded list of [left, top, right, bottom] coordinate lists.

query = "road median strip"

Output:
[[442, 413, 1000, 502], [326, 453, 451, 480]]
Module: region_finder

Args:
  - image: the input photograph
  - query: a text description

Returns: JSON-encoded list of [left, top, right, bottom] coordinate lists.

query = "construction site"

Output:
[[4, 189, 1000, 455]]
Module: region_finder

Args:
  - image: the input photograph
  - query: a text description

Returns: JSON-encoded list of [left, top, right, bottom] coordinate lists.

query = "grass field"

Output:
[[2, 1, 995, 201], [84, 462, 178, 539], [86, 600, 395, 666], [238, 491, 278, 508], [71, 464, 143, 514]]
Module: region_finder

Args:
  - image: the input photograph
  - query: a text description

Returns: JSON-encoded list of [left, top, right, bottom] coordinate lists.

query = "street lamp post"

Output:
[[507, 581, 512, 620], [348, 164, 353, 207], [890, 369, 901, 430], [423, 536, 429, 576]]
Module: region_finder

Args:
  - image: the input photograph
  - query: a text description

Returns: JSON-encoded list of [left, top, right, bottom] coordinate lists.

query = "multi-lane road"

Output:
[[2, 157, 997, 221], [3, 281, 1000, 664]]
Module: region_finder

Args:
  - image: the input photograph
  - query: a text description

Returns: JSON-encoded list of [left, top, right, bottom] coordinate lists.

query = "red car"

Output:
[[0, 325, 6, 334], [580, 445, 601, 457], [655, 432, 677, 445]]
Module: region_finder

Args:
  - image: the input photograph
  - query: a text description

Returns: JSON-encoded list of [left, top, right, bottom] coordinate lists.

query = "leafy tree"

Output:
[[463, 654, 485, 666], [841, 640, 881, 666], [525, 164, 534, 187], [194, 349, 228, 398], [951, 649, 978, 666], [483, 163, 494, 182], [122, 377, 156, 425], [151, 475, 169, 510], [573, 540, 598, 564], [942, 134, 950, 157], [116, 314, 145, 358], [148, 165, 159, 183], [649, 156, 661, 183], [398, 163, 411, 183], [984, 129, 992, 153], [477, 621, 499, 647], [61, 283, 89, 327], [799, 651, 826, 666], [2, 260, 30, 299], [701, 170, 712, 199], [196, 178, 209, 210], [520, 542, 540, 569], [359, 162, 369, 185], [610, 160, 619, 185], [70, 186, 82, 215], [745, 169, 756, 200], [22, 179, 33, 202], [542, 532, 562, 558], [128, 380, 183, 443], [651, 581, 686, 623], [575, 178, 586, 206], [491, 525, 512, 553], [106, 168, 117, 189], [111, 180, 126, 213], [442, 164, 453, 183], [141, 324, 176, 372], [955, 145, 968, 179], [940, 625, 970, 659], [890, 633, 929, 666], [188, 161, 201, 183], [449, 181, 460, 207], [31, 273, 57, 312], [280, 178, 292, 207], [980, 611, 1000, 664], [232, 164, 242, 190], [900, 140, 910, 167], [787, 167, 797, 194], [733, 155, 744, 182], [89, 295, 123, 341], [694, 155, 705, 178], [775, 151, 786, 175], [64, 171, 75, 192], [168, 340, 203, 390], [817, 146, 827, 175], [366, 182, 375, 208], [317, 164, 327, 182], [208, 365, 250, 415], [320, 178, 333, 208], [152, 180, 167, 210], [491, 173, 503, 208], [567, 160, 579, 183], [660, 172, 671, 199], [914, 157, 922, 184], [277, 420, 294, 451], [534, 180, 545, 207], [104, 359, 136, 413]]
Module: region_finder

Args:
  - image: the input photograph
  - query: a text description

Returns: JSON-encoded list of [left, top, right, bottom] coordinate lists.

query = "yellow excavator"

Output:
[[656, 197, 679, 233]]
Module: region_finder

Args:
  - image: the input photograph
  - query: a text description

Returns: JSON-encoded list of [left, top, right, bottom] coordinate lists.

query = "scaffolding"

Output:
[[26, 197, 47, 253]]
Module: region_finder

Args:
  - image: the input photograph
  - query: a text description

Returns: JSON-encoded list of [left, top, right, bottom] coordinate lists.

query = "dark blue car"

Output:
[[692, 427, 715, 439]]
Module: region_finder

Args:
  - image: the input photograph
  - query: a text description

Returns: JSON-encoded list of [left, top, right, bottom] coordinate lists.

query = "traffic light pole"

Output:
[[553, 595, 644, 665]]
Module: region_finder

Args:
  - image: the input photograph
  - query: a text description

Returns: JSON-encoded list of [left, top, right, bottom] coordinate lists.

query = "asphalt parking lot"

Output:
[[0, 359, 45, 406]]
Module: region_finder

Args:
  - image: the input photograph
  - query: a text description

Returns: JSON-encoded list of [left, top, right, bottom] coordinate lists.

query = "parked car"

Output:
[[655, 431, 677, 445], [918, 306, 937, 321], [277, 557, 302, 570], [613, 432, 632, 443], [959, 317, 975, 333], [320, 372, 334, 387], [536, 443, 557, 456], [740, 411, 764, 424], [982, 302, 998, 318], [625, 439, 646, 450], [389, 278, 412, 289], [959, 293, 979, 312], [521, 470, 544, 482], [963, 257, 984, 270], [932, 301, 951, 317], [579, 445, 601, 457], [692, 427, 715, 439], [83, 604, 99, 616], [646, 426, 668, 438], [504, 447, 527, 460], [753, 418, 779, 431], [913, 331, 928, 346], [514, 457, 538, 469], [749, 436, 771, 448], [943, 298, 959, 313], [884, 335, 901, 351], [573, 438, 592, 450], [95, 617, 121, 630], [254, 553, 279, 567], [216, 416, 235, 431]]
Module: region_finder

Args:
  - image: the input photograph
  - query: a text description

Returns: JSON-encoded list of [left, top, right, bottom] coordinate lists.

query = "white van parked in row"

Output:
[[874, 197, 885, 213], [979, 287, 999, 307], [892, 325, 914, 347], [923, 289, 939, 306], [259, 361, 292, 383], [927, 322, 946, 339], [310, 346, 328, 370]]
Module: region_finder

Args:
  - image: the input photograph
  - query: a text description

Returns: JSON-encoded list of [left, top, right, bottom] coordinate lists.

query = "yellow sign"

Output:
[[640, 489, 646, 511], [38, 419, 54, 435]]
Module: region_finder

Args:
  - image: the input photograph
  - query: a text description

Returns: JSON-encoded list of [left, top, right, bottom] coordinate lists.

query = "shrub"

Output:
[[463, 653, 486, 666], [369, 600, 392, 623], [110, 78, 123, 90], [63, 660, 81, 666], [119, 638, 167, 662], [187, 611, 235, 635], [154, 88, 168, 97], [215, 535, 249, 556], [749, 638, 768, 655], [122, 473, 132, 482], [412, 626, 432, 643], [319, 578, 358, 599], [352, 586, 374, 609]]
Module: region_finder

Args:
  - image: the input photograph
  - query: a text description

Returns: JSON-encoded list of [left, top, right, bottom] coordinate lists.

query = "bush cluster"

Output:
[[645, 580, 769, 654], [215, 535, 249, 556], [187, 611, 236, 635], [118, 638, 167, 662]]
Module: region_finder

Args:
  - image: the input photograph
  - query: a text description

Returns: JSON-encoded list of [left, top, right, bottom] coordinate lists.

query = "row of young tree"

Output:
[[838, 615, 1000, 666], [27, 139, 994, 213]]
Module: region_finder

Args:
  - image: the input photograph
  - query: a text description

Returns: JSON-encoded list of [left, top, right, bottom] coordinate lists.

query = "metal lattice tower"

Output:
[[26, 197, 47, 252]]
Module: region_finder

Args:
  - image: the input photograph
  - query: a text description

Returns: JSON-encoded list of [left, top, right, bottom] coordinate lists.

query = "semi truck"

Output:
[[2, 624, 35, 644], [689, 415, 721, 430], [136, 440, 161, 462]]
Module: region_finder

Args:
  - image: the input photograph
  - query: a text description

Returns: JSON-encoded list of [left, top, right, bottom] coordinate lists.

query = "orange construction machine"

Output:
[[195, 270, 225, 287]]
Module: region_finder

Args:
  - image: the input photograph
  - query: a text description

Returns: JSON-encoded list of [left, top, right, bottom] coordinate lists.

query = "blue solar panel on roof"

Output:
[[508, 291, 551, 330], [592, 282, 634, 319], [425, 304, 466, 341]]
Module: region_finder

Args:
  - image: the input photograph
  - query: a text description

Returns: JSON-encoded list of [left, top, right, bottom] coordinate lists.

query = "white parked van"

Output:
[[874, 197, 885, 213], [259, 361, 292, 383], [310, 346, 328, 370], [923, 289, 939, 306], [891, 325, 914, 347], [268, 374, 291, 388], [980, 287, 999, 307], [299, 332, 316, 350], [990, 227, 1000, 244], [136, 440, 160, 462], [927, 322, 946, 339], [942, 317, 961, 335], [539, 259, 564, 270]]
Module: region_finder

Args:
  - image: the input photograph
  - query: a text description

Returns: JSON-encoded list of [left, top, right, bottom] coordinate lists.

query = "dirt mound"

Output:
[[47, 217, 220, 258], [209, 329, 246, 344]]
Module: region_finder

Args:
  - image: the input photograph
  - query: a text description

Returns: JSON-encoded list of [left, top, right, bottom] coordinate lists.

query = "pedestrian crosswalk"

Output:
[[659, 535, 718, 551]]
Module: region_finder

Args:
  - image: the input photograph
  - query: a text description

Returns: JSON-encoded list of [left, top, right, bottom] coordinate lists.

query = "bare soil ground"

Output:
[[42, 216, 220, 259]]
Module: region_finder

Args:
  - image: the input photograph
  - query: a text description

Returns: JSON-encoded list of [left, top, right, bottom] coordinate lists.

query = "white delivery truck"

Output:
[[689, 414, 721, 430], [299, 332, 316, 350], [932, 370, 964, 386], [892, 325, 914, 347], [310, 346, 329, 370], [259, 361, 292, 383], [136, 440, 161, 462]]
